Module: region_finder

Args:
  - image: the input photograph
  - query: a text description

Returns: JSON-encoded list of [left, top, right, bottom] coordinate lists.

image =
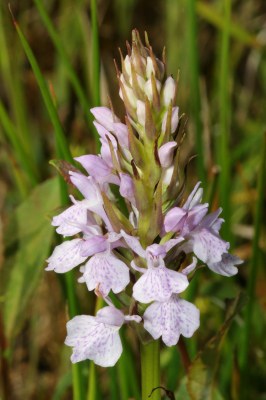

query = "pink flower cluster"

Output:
[[46, 31, 242, 367]]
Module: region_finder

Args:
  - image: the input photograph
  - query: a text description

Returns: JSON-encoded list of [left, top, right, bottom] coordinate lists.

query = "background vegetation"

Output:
[[0, 0, 265, 399]]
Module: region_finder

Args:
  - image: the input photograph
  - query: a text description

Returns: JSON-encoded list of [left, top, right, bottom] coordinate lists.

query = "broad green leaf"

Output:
[[186, 293, 246, 400], [3, 178, 60, 340]]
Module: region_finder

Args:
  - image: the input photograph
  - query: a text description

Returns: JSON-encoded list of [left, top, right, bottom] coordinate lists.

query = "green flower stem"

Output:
[[140, 340, 160, 400], [87, 297, 104, 400]]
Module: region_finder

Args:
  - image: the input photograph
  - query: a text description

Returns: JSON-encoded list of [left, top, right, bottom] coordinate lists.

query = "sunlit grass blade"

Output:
[[217, 0, 231, 241], [186, 0, 206, 186], [240, 133, 266, 397], [0, 101, 38, 187], [11, 14, 72, 163], [90, 0, 100, 107]]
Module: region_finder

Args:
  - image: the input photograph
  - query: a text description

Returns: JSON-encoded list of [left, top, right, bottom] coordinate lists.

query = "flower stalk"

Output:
[[141, 340, 160, 400]]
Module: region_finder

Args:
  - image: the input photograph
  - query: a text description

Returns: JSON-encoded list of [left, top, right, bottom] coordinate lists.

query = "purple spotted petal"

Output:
[[46, 239, 87, 273], [192, 228, 229, 264], [79, 236, 108, 257], [133, 265, 189, 303], [208, 253, 243, 276], [82, 251, 130, 297], [65, 312, 122, 367], [143, 296, 200, 346], [52, 201, 89, 237]]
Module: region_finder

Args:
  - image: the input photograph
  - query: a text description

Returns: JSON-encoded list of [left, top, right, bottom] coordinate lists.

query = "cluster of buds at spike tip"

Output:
[[46, 30, 243, 367]]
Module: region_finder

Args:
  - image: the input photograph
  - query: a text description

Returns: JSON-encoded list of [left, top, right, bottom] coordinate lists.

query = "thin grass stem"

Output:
[[217, 0, 231, 241], [187, 0, 206, 186]]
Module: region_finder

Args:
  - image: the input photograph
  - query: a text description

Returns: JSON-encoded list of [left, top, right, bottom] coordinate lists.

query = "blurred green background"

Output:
[[0, 0, 266, 399]]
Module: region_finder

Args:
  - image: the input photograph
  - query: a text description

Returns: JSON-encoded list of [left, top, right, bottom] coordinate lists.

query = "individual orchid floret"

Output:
[[143, 295, 200, 346], [65, 305, 141, 367], [131, 256, 189, 303]]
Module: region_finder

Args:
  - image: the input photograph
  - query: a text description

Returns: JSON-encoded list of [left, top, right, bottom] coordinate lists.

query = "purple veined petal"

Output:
[[143, 296, 200, 346], [192, 228, 230, 264], [158, 141, 177, 168], [65, 314, 122, 367], [136, 100, 146, 126], [79, 236, 108, 257], [52, 201, 89, 237], [112, 122, 129, 148], [133, 265, 189, 303], [120, 230, 146, 257], [208, 253, 243, 277], [82, 251, 130, 297], [46, 239, 87, 273], [162, 76, 176, 106], [182, 257, 197, 275], [164, 207, 187, 233], [162, 106, 179, 133], [90, 106, 120, 131], [182, 204, 208, 236], [182, 182, 203, 210], [119, 173, 135, 204]]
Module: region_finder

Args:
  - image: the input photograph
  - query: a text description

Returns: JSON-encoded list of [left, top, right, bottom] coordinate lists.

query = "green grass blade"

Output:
[[187, 0, 206, 186], [90, 0, 101, 107], [11, 13, 72, 163], [240, 133, 266, 396], [217, 0, 231, 241], [0, 101, 38, 187]]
